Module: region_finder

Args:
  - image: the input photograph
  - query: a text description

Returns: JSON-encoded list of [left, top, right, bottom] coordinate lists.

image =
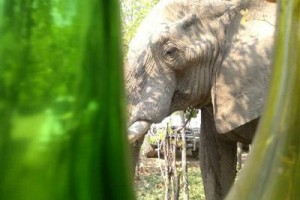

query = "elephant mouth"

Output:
[[170, 90, 196, 111], [128, 120, 152, 143], [127, 92, 184, 144]]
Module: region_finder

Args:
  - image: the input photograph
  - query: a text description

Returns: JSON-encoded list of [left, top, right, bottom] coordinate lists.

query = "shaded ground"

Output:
[[134, 155, 205, 200]]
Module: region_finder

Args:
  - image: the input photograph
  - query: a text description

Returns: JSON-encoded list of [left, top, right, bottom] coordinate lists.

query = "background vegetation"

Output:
[[135, 158, 205, 200], [121, 0, 159, 54]]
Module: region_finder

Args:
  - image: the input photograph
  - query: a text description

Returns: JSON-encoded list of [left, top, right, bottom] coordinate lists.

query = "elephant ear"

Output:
[[211, 11, 275, 133]]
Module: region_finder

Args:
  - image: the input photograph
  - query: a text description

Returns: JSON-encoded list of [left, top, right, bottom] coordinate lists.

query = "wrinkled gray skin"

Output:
[[125, 0, 276, 199]]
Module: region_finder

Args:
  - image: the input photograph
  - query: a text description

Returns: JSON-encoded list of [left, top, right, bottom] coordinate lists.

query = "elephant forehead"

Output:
[[161, 0, 192, 21], [128, 0, 200, 50]]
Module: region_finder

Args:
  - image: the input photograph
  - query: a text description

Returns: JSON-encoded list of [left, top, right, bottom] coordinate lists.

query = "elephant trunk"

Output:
[[128, 121, 151, 143]]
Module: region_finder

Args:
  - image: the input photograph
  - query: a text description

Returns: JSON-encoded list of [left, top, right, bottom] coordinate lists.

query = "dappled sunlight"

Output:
[[125, 0, 279, 199], [212, 4, 276, 133]]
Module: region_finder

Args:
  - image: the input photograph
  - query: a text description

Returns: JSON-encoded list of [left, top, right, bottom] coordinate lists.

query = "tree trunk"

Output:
[[180, 111, 189, 200], [172, 130, 180, 200], [164, 127, 171, 200]]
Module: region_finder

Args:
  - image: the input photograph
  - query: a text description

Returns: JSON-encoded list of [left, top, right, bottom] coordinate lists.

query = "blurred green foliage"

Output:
[[0, 0, 134, 199], [0, 1, 81, 113]]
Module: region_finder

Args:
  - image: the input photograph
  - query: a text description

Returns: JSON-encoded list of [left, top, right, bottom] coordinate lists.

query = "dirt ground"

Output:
[[134, 151, 249, 200], [136, 153, 200, 177], [134, 153, 205, 200]]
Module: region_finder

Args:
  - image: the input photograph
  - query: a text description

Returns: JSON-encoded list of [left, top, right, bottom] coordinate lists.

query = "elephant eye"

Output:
[[163, 42, 178, 60], [165, 47, 177, 56]]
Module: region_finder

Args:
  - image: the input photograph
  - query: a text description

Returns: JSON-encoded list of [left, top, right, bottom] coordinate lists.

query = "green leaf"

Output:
[[0, 1, 134, 199], [226, 1, 300, 199]]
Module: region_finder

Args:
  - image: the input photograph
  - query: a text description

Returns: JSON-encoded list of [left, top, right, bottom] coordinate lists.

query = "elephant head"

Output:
[[126, 0, 275, 143]]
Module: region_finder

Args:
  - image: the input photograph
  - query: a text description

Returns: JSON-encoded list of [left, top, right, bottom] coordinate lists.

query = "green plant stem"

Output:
[[226, 0, 300, 199]]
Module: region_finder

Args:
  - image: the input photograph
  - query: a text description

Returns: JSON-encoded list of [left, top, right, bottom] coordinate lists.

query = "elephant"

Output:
[[125, 0, 277, 199]]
